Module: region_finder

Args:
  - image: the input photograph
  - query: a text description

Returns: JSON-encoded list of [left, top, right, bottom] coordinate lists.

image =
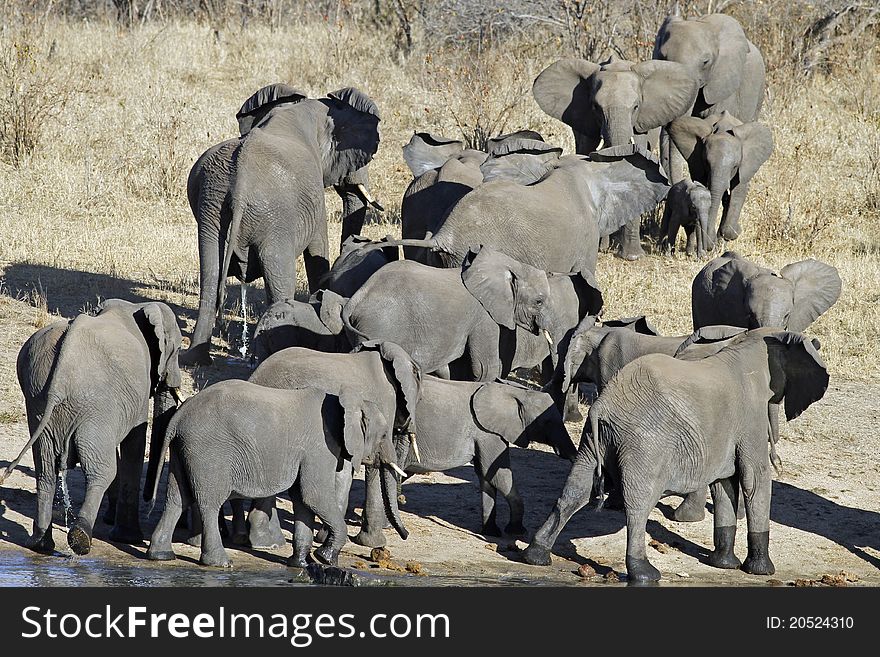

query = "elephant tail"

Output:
[[145, 401, 184, 506], [216, 195, 245, 319], [0, 397, 59, 485]]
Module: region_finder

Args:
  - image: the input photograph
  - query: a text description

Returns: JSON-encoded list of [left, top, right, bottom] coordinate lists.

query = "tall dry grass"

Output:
[[0, 2, 877, 427]]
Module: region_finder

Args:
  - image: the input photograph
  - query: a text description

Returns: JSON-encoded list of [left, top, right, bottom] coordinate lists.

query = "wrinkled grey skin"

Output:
[[353, 377, 578, 548], [251, 290, 349, 363], [399, 131, 556, 264], [343, 247, 554, 382], [182, 84, 381, 366], [5, 299, 182, 556], [659, 179, 712, 257], [238, 341, 421, 552], [533, 56, 698, 259], [692, 252, 842, 331], [318, 234, 398, 298], [654, 11, 767, 184], [146, 381, 405, 568], [524, 328, 829, 582], [668, 111, 773, 245]]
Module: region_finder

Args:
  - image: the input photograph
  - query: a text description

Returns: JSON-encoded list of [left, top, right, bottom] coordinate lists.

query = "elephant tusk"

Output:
[[388, 462, 407, 479], [409, 433, 421, 464], [355, 183, 385, 212], [543, 329, 554, 347]]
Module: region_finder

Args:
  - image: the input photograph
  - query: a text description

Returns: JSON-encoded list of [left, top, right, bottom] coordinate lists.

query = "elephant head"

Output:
[[479, 138, 563, 185], [461, 246, 551, 336], [471, 383, 577, 460], [252, 291, 349, 362], [318, 234, 398, 298], [654, 13, 750, 109], [533, 56, 698, 153], [669, 111, 773, 243], [353, 340, 422, 432], [237, 83, 307, 135]]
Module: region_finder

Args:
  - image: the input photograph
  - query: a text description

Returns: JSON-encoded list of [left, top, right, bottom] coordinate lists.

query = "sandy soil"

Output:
[[1, 372, 877, 587]]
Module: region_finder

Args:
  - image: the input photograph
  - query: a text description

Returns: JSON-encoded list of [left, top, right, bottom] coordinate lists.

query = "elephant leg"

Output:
[[719, 182, 749, 242], [563, 386, 583, 423], [197, 499, 231, 568], [598, 234, 611, 252], [29, 444, 57, 554], [466, 328, 503, 382], [739, 460, 775, 576], [625, 507, 661, 583], [522, 453, 595, 566], [707, 477, 742, 569], [316, 466, 354, 544], [303, 232, 330, 295], [230, 499, 249, 545], [109, 422, 146, 544], [68, 432, 118, 556], [300, 475, 347, 567], [351, 465, 387, 548], [185, 504, 204, 547], [102, 475, 118, 525], [147, 463, 189, 561], [476, 441, 523, 536], [661, 129, 688, 184], [616, 219, 644, 261], [257, 239, 300, 308], [287, 485, 316, 568], [335, 170, 369, 245], [247, 497, 286, 549], [684, 226, 697, 257], [182, 220, 222, 366], [671, 488, 707, 522]]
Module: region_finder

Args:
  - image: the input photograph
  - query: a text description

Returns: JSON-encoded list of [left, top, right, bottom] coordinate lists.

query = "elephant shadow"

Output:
[[770, 480, 880, 570]]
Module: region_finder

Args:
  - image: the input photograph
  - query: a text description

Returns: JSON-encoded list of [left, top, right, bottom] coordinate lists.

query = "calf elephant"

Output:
[[317, 234, 398, 298], [524, 328, 829, 582], [146, 382, 407, 567], [658, 179, 712, 257], [354, 377, 577, 548], [668, 111, 773, 244], [182, 83, 381, 365], [532, 56, 698, 259], [692, 252, 842, 331], [4, 299, 182, 556]]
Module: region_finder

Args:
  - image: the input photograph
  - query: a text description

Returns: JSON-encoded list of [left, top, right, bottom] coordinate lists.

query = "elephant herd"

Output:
[[3, 9, 846, 582]]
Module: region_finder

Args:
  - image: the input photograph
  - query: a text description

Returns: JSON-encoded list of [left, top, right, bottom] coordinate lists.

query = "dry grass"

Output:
[[0, 11, 878, 429]]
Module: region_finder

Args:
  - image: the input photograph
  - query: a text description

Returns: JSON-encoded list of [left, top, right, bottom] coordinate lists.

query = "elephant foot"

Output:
[[626, 556, 661, 583], [351, 529, 387, 549], [671, 493, 706, 522], [563, 406, 583, 424], [248, 528, 287, 550], [27, 529, 55, 555], [200, 549, 232, 568], [67, 521, 93, 556], [708, 526, 741, 569], [481, 522, 503, 537], [185, 533, 202, 548], [315, 526, 329, 545], [742, 531, 775, 576], [615, 247, 644, 262], [287, 553, 310, 569], [108, 525, 145, 545], [147, 548, 176, 561], [313, 545, 340, 567], [504, 522, 527, 538], [179, 343, 213, 367], [522, 543, 552, 566]]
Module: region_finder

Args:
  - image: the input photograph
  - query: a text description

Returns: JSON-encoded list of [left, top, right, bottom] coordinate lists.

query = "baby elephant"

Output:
[[524, 328, 829, 582], [146, 380, 406, 567], [353, 377, 577, 548], [251, 290, 348, 362], [659, 180, 711, 257]]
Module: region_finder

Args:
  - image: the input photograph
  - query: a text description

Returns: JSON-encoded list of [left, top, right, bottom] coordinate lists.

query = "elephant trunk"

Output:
[[380, 464, 409, 540], [706, 168, 730, 249], [601, 110, 635, 148], [143, 386, 178, 502]]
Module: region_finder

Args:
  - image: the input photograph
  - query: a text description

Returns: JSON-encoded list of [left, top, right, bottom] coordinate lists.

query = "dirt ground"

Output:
[[1, 362, 877, 586]]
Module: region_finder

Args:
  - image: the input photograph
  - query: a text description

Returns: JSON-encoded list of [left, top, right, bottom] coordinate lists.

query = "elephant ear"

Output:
[[668, 115, 712, 180], [486, 130, 545, 151], [558, 269, 604, 317], [602, 315, 659, 335], [136, 303, 183, 391], [562, 318, 598, 390], [339, 390, 387, 466], [701, 14, 749, 106], [471, 384, 528, 447], [320, 87, 381, 187], [461, 247, 518, 330], [587, 144, 671, 237], [780, 259, 842, 332], [632, 60, 699, 132], [314, 289, 348, 335], [402, 132, 463, 177], [731, 121, 774, 182], [480, 140, 563, 185], [237, 83, 307, 135], [766, 332, 829, 421], [674, 325, 748, 358], [532, 59, 601, 140], [355, 340, 422, 429]]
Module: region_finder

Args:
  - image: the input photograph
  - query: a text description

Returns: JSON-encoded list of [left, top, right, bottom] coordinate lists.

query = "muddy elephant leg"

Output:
[[351, 465, 387, 548], [672, 488, 707, 522], [616, 219, 644, 261], [522, 453, 596, 565], [109, 423, 146, 544], [303, 231, 330, 295], [287, 485, 316, 568], [230, 499, 248, 545], [707, 477, 742, 569], [198, 499, 231, 568], [625, 507, 661, 583], [719, 182, 749, 242], [247, 497, 286, 549], [148, 463, 189, 561], [740, 461, 775, 576], [68, 433, 118, 556], [29, 443, 57, 554]]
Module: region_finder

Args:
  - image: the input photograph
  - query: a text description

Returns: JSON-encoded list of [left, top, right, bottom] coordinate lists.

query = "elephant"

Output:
[[379, 144, 670, 276], [251, 290, 349, 363], [145, 381, 407, 567], [236, 340, 422, 550], [668, 111, 773, 244], [182, 83, 382, 366], [653, 10, 767, 183], [532, 56, 699, 259], [400, 131, 559, 263], [342, 246, 558, 382], [523, 327, 829, 582], [692, 252, 842, 331], [658, 179, 712, 257], [353, 376, 578, 548], [317, 234, 398, 298], [3, 299, 182, 556]]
